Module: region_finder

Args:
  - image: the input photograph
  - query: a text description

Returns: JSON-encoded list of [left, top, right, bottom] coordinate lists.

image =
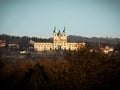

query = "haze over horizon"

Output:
[[0, 0, 120, 38]]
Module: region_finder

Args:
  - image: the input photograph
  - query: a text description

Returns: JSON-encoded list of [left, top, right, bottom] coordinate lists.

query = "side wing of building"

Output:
[[34, 43, 53, 51], [67, 42, 85, 50]]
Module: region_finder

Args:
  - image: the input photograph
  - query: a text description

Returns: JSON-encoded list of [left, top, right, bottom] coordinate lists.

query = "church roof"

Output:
[[63, 27, 65, 33], [57, 30, 61, 35]]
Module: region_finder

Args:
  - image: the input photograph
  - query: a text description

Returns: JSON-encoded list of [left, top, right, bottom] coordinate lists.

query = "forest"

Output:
[[0, 47, 120, 90]]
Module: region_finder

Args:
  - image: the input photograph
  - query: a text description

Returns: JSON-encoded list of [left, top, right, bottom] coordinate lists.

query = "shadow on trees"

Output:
[[0, 48, 120, 90]]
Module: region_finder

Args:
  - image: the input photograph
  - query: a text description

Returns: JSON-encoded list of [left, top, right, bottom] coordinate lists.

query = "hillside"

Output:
[[0, 34, 120, 48], [67, 35, 120, 45]]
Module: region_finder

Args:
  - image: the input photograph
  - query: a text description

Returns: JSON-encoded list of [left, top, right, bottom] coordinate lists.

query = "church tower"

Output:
[[62, 26, 67, 42], [53, 27, 57, 50], [62, 26, 67, 50], [53, 27, 67, 50]]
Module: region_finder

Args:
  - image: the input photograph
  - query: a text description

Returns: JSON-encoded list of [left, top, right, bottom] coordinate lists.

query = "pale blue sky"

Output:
[[0, 0, 120, 38]]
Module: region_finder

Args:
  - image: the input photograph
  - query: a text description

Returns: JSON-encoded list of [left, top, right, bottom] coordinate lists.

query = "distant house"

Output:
[[8, 43, 19, 49], [33, 27, 86, 51], [101, 46, 114, 54], [0, 40, 6, 47], [29, 40, 35, 51]]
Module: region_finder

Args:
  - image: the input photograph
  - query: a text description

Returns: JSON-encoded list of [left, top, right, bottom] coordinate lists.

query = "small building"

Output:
[[34, 27, 85, 51], [0, 40, 6, 47], [29, 40, 35, 51], [8, 43, 19, 49], [102, 46, 114, 54]]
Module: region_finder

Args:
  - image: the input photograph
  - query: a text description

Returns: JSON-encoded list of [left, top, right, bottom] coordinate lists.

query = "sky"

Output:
[[0, 0, 120, 38]]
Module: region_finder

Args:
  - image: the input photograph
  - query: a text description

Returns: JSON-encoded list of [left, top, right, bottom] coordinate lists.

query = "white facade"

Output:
[[34, 27, 85, 51], [34, 43, 53, 51], [102, 46, 114, 54]]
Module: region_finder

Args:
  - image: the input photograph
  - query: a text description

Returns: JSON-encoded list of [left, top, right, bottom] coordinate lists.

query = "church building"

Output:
[[34, 27, 85, 51]]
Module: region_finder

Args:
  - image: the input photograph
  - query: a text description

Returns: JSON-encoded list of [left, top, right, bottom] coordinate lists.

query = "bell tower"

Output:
[[53, 27, 67, 50], [53, 26, 57, 41], [62, 26, 67, 50], [62, 26, 67, 42], [53, 27, 57, 50]]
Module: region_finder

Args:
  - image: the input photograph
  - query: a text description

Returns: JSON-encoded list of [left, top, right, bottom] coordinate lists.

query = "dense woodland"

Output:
[[0, 47, 120, 90]]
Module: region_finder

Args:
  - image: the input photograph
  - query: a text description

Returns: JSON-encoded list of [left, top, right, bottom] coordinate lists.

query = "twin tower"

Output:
[[53, 27, 67, 50]]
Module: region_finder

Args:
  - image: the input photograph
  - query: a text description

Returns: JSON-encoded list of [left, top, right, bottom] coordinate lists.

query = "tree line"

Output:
[[0, 34, 52, 50], [0, 48, 120, 90]]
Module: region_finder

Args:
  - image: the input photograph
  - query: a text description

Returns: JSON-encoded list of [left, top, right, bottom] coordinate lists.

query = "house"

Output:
[[102, 45, 114, 54], [0, 40, 6, 47]]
